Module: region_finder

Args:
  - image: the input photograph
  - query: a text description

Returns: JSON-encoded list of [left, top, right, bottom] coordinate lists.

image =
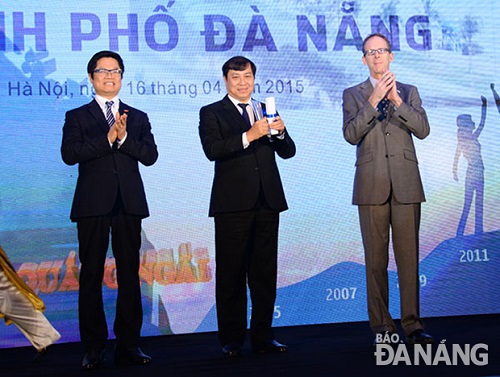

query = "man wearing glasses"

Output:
[[342, 33, 433, 345], [61, 51, 158, 369]]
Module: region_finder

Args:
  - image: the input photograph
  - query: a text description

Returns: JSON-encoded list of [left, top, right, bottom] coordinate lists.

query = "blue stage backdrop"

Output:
[[1, 1, 499, 348]]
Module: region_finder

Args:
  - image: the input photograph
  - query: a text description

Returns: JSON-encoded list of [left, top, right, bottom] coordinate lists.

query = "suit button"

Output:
[[385, 132, 390, 136], [385, 154, 388, 158], [255, 167, 260, 171]]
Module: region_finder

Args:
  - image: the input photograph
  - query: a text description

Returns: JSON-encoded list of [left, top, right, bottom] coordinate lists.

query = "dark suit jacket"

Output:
[[342, 79, 430, 205], [61, 99, 158, 221], [199, 95, 295, 217]]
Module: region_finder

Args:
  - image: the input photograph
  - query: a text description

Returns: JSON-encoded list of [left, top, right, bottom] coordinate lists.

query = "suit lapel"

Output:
[[221, 95, 251, 132], [87, 99, 110, 133], [359, 79, 373, 101], [118, 100, 129, 115]]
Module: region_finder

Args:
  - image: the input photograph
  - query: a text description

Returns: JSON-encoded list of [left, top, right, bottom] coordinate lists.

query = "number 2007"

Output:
[[326, 287, 357, 301]]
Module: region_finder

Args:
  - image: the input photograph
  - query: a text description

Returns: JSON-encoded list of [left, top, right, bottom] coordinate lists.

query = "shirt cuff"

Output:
[[242, 132, 250, 149], [117, 133, 128, 148]]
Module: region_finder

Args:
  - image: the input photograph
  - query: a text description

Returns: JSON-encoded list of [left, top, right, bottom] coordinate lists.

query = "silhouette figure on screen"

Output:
[[491, 83, 500, 114], [453, 96, 487, 237]]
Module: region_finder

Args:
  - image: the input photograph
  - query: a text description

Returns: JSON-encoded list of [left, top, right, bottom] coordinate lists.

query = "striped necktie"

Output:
[[105, 101, 115, 128]]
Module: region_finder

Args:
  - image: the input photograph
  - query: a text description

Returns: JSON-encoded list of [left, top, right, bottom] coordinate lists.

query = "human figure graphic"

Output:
[[453, 96, 487, 237], [491, 83, 500, 114]]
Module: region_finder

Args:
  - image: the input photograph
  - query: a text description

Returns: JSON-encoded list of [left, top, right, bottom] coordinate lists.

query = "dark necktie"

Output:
[[377, 98, 390, 121], [238, 103, 252, 129], [105, 101, 115, 128]]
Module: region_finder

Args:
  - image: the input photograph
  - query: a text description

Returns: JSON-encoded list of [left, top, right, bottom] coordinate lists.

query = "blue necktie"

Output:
[[377, 98, 390, 121], [238, 103, 251, 129], [105, 101, 115, 128]]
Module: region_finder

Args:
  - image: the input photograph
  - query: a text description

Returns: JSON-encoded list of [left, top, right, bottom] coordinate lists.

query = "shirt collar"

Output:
[[94, 94, 119, 112], [227, 94, 252, 108]]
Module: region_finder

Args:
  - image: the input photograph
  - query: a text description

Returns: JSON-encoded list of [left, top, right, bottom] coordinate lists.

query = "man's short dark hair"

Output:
[[362, 33, 392, 55], [222, 56, 256, 78], [87, 50, 125, 78]]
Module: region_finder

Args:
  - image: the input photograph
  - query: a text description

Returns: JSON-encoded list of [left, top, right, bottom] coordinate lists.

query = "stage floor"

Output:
[[2, 313, 499, 377]]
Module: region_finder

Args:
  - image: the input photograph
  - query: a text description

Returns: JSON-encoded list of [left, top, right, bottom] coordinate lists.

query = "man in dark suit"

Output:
[[199, 56, 295, 357], [342, 33, 433, 345], [61, 51, 158, 369]]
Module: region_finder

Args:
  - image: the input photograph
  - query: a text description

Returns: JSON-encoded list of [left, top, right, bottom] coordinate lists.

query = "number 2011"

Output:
[[459, 249, 490, 263]]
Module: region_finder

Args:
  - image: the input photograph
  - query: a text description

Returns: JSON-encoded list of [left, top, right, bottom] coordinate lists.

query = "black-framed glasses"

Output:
[[93, 68, 123, 76], [363, 48, 391, 56]]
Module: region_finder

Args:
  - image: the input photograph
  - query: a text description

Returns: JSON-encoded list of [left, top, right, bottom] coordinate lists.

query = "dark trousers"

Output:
[[76, 199, 143, 351], [214, 203, 279, 346], [358, 194, 424, 336]]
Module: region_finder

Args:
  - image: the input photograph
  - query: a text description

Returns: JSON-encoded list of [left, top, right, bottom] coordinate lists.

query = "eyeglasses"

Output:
[[363, 48, 391, 56], [93, 68, 123, 76]]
